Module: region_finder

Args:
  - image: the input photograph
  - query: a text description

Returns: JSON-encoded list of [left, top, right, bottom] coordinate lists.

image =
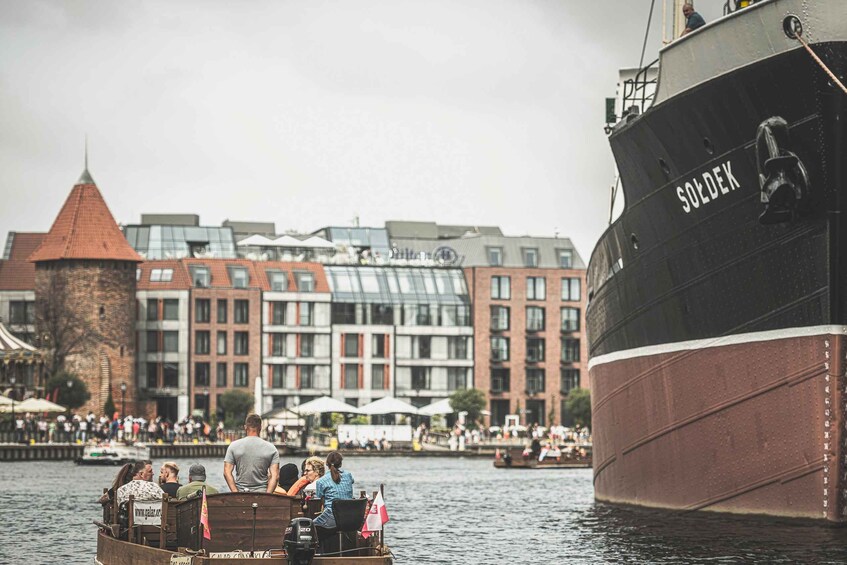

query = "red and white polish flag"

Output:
[[361, 491, 389, 539]]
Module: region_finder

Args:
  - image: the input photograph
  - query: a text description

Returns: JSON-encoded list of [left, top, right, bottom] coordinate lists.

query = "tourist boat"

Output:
[[77, 442, 151, 465], [94, 491, 393, 564], [493, 445, 592, 469], [588, 0, 847, 521]]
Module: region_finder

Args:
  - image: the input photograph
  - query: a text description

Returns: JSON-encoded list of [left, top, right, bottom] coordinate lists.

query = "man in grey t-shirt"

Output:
[[224, 414, 280, 493]]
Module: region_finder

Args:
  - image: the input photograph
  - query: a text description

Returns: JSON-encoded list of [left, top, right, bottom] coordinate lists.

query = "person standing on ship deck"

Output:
[[681, 3, 705, 36], [223, 413, 280, 493]]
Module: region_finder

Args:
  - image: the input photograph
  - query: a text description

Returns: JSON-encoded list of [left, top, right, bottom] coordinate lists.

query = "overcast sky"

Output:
[[0, 1, 724, 261]]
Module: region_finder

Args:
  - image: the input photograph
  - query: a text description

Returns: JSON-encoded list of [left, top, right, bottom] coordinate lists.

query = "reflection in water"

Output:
[[1, 457, 846, 564]]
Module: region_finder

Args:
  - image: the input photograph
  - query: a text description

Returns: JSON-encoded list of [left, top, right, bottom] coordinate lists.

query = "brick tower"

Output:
[[29, 167, 142, 417]]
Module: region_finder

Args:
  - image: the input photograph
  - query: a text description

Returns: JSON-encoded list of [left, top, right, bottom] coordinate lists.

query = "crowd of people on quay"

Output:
[[4, 412, 232, 445]]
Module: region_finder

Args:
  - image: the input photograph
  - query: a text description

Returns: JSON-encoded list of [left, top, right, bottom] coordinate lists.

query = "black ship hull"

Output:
[[587, 1, 847, 521]]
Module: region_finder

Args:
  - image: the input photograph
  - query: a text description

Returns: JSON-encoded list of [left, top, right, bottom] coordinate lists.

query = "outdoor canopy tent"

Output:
[[0, 394, 13, 405], [0, 397, 66, 413], [358, 396, 419, 415], [417, 398, 454, 416], [283, 395, 362, 416]]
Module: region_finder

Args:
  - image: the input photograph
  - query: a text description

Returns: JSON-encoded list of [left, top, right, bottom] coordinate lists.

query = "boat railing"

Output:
[[722, 0, 763, 16], [621, 58, 658, 120]]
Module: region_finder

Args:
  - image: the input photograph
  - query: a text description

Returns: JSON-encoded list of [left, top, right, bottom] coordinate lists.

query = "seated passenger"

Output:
[[117, 460, 165, 504], [278, 456, 325, 497], [277, 463, 300, 493], [313, 451, 354, 529], [158, 461, 182, 498], [176, 464, 220, 499], [98, 462, 134, 506]]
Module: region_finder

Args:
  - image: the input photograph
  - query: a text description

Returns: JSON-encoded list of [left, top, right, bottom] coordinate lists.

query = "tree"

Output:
[[46, 372, 90, 411], [448, 388, 486, 430], [564, 388, 591, 429], [35, 275, 106, 379], [103, 390, 116, 419], [219, 390, 255, 428]]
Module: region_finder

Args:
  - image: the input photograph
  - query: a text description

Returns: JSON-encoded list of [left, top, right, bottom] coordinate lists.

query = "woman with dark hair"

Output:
[[312, 451, 354, 528]]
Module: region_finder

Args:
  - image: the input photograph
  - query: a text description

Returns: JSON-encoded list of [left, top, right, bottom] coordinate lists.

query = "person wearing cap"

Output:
[[176, 464, 219, 499], [158, 461, 182, 498]]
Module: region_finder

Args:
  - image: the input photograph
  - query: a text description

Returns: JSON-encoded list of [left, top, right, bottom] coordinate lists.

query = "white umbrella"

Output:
[[359, 396, 419, 415], [417, 398, 454, 416], [1, 397, 67, 413], [286, 396, 362, 415], [0, 395, 13, 406]]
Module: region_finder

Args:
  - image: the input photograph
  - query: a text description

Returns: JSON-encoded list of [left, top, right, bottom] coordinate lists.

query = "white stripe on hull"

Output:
[[588, 325, 847, 370]]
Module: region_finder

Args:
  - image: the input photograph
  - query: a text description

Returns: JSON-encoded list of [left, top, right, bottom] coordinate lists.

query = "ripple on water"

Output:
[[2, 457, 847, 564]]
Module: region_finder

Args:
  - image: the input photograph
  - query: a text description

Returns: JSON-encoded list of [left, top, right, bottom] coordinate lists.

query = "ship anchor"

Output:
[[755, 116, 810, 225]]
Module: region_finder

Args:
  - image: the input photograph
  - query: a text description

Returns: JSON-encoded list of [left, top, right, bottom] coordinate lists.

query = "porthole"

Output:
[[703, 137, 715, 155], [658, 158, 671, 177], [631, 233, 640, 251]]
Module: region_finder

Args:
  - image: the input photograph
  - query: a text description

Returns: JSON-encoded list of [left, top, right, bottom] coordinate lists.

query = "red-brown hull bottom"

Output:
[[590, 331, 846, 522]]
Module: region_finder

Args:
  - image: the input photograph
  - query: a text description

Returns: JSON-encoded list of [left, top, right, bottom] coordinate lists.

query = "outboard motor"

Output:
[[284, 517, 317, 565], [756, 116, 810, 224]]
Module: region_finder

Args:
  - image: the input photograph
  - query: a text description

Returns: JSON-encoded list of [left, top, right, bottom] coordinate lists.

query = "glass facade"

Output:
[[124, 225, 237, 259], [326, 266, 468, 306]]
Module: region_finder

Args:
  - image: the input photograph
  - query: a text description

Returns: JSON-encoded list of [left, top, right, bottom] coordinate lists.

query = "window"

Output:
[[448, 368, 467, 391], [229, 266, 249, 288], [8, 301, 34, 324], [195, 331, 210, 355], [150, 268, 173, 282], [561, 369, 580, 394], [163, 299, 179, 320], [490, 306, 509, 331], [490, 399, 510, 426], [561, 307, 580, 332], [195, 299, 210, 323], [491, 368, 510, 392], [195, 362, 210, 387], [561, 277, 581, 301], [411, 367, 430, 390], [372, 334, 386, 358], [234, 363, 249, 387], [527, 277, 546, 300], [271, 334, 285, 356], [526, 399, 546, 427], [526, 338, 545, 363], [217, 331, 227, 355], [267, 270, 287, 291], [526, 306, 545, 331], [146, 299, 158, 321], [163, 363, 178, 387], [332, 303, 357, 324], [217, 299, 228, 323], [523, 248, 539, 268], [234, 331, 249, 355], [491, 276, 510, 300], [561, 338, 580, 362], [163, 331, 178, 353], [491, 337, 509, 362], [296, 272, 315, 292], [300, 334, 314, 357], [527, 369, 545, 394], [344, 334, 359, 357], [441, 305, 471, 327], [216, 363, 227, 387], [413, 336, 431, 359], [299, 303, 313, 326], [371, 304, 394, 325], [344, 364, 359, 389], [448, 336, 468, 360], [300, 366, 314, 389], [271, 365, 284, 388], [558, 249, 573, 269], [487, 247, 503, 266], [146, 363, 158, 389], [146, 331, 159, 352], [234, 300, 249, 324], [372, 365, 385, 389], [271, 302, 286, 325], [189, 266, 210, 287]]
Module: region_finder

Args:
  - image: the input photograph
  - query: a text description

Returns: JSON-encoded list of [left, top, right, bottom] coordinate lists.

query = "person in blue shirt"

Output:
[[681, 3, 706, 36], [313, 451, 354, 529]]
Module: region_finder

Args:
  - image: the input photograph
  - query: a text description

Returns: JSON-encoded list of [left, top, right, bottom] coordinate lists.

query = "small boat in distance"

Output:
[[77, 442, 151, 465], [493, 444, 591, 469]]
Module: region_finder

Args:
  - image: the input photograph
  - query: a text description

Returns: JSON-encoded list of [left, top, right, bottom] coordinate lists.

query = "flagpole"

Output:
[[379, 483, 384, 549]]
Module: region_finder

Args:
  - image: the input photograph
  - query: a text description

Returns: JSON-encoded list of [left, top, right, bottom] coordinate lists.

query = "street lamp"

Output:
[[9, 375, 15, 443], [120, 382, 127, 418], [66, 379, 73, 443]]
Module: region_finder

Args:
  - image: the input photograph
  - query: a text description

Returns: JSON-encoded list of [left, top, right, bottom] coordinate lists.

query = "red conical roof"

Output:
[[29, 172, 141, 263]]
